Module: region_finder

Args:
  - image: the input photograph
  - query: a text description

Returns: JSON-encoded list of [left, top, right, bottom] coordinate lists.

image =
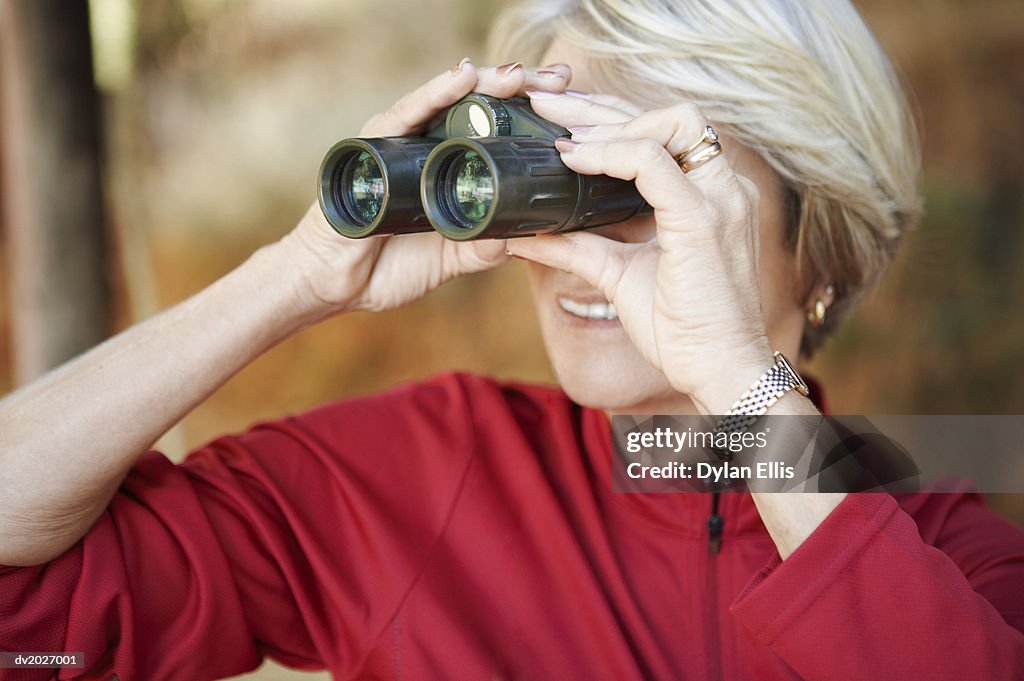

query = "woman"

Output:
[[1, 0, 1023, 679]]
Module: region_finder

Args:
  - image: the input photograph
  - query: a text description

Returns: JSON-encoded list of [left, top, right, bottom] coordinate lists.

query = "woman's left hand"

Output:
[[505, 92, 774, 414]]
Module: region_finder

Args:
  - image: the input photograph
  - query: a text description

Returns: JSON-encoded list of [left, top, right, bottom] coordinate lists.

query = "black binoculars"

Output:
[[317, 94, 649, 241]]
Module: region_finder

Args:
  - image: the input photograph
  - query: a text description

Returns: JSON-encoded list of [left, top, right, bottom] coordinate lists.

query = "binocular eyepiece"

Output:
[[318, 95, 649, 241]]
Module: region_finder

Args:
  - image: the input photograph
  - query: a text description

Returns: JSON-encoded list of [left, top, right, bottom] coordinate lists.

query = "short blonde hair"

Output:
[[488, 0, 922, 356]]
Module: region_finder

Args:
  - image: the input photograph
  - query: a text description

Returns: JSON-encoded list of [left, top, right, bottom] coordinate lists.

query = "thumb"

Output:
[[446, 237, 509, 275], [505, 232, 629, 300], [470, 238, 509, 267]]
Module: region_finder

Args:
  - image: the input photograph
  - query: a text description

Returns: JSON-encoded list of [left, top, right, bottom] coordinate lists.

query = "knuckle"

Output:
[[664, 104, 705, 154], [727, 196, 750, 221], [719, 190, 752, 223], [672, 102, 703, 123], [636, 138, 666, 164]]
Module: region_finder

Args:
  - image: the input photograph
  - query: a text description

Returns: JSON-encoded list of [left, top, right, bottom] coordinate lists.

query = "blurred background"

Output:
[[0, 1, 1021, 678]]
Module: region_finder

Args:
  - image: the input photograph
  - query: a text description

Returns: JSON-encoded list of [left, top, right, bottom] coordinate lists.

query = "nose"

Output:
[[588, 213, 657, 244]]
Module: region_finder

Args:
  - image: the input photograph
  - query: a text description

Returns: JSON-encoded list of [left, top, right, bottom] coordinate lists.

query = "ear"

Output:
[[804, 282, 836, 309], [803, 281, 837, 329]]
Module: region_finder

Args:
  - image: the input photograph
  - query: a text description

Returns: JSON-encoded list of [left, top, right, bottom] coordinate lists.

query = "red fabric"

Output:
[[2, 372, 1023, 680]]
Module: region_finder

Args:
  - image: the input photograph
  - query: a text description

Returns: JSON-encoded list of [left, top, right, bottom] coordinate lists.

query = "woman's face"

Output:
[[528, 40, 809, 414]]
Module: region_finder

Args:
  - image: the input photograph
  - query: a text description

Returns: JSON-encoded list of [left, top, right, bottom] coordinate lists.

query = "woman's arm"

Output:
[[0, 60, 566, 567], [729, 489, 1024, 679], [0, 235, 317, 566]]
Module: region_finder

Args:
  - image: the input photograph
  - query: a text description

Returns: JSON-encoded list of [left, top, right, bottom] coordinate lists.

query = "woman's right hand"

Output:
[[281, 59, 572, 320]]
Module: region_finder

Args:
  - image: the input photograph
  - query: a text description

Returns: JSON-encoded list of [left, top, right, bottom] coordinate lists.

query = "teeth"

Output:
[[558, 297, 618, 320]]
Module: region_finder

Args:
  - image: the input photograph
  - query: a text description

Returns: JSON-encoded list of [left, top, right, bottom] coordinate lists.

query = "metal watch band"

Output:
[[713, 351, 810, 452]]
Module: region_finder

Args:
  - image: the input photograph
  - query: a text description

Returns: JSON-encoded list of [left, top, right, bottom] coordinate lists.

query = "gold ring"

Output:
[[678, 142, 722, 173], [675, 124, 722, 173]]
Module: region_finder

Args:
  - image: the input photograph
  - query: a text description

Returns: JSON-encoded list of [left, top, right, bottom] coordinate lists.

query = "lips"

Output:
[[557, 296, 619, 321]]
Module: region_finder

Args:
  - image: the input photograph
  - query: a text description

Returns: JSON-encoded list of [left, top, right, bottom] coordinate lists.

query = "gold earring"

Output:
[[807, 299, 826, 327]]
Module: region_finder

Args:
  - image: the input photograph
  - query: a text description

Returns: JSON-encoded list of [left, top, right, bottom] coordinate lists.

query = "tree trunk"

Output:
[[0, 0, 112, 384]]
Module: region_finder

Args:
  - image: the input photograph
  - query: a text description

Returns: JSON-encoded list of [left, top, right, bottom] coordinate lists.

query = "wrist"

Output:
[[683, 340, 774, 416], [245, 236, 339, 334]]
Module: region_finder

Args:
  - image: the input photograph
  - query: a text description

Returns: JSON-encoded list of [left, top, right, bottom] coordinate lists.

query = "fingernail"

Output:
[[450, 57, 471, 74], [544, 63, 570, 70], [554, 137, 580, 152], [535, 69, 566, 79], [564, 90, 590, 99], [497, 61, 523, 76], [525, 89, 560, 99], [567, 125, 597, 137]]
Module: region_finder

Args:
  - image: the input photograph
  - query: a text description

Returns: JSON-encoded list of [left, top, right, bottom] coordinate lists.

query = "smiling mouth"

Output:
[[557, 296, 619, 321]]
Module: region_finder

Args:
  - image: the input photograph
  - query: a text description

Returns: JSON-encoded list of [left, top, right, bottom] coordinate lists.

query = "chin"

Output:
[[553, 352, 681, 413], [528, 267, 688, 414]]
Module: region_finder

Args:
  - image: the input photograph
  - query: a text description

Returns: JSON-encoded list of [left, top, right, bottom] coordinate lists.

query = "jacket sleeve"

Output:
[[729, 487, 1024, 679], [0, 374, 477, 681]]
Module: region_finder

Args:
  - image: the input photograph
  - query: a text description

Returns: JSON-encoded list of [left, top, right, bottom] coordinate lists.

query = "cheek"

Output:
[[525, 261, 554, 302], [758, 242, 797, 328], [525, 261, 544, 288], [755, 200, 802, 334]]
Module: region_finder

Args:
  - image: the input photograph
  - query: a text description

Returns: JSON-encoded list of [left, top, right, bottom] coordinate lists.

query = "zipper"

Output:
[[707, 487, 724, 554], [705, 484, 724, 680]]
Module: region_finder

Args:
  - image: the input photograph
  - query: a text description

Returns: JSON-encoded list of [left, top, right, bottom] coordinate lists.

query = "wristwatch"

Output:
[[713, 351, 809, 448]]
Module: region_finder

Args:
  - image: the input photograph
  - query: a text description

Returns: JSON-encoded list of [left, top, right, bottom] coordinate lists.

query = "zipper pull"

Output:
[[708, 487, 724, 554], [708, 513, 724, 554]]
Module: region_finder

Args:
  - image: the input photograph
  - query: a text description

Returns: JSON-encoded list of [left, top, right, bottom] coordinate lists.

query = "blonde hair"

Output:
[[488, 0, 922, 356]]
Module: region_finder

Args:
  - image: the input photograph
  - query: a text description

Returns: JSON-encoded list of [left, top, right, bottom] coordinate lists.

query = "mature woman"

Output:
[[2, 0, 1023, 679]]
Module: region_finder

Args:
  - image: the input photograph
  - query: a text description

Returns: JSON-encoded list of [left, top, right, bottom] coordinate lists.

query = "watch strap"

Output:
[[713, 351, 809, 450]]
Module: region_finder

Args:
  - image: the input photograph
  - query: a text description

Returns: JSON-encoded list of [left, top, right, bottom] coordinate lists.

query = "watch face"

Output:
[[774, 351, 810, 397]]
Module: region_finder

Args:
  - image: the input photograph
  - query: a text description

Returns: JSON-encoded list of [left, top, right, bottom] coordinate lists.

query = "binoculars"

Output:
[[317, 94, 649, 241]]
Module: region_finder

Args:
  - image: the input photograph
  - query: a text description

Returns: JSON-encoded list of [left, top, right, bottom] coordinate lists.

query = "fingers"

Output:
[[379, 229, 508, 279], [474, 62, 528, 99], [360, 61, 575, 138], [451, 237, 510, 273], [523, 63, 572, 93], [566, 104, 738, 189], [553, 137, 703, 213], [524, 90, 636, 127], [474, 62, 573, 97], [564, 91, 644, 117], [361, 59, 479, 136]]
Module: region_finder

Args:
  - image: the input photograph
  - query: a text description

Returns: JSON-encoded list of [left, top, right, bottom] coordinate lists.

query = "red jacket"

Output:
[[2, 372, 1023, 680]]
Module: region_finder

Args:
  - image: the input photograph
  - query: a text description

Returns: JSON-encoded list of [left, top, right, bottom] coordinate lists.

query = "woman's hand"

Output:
[[506, 92, 774, 414], [282, 60, 573, 321]]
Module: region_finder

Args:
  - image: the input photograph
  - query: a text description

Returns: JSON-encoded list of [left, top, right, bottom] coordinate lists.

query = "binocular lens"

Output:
[[338, 151, 385, 226], [441, 150, 494, 228]]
